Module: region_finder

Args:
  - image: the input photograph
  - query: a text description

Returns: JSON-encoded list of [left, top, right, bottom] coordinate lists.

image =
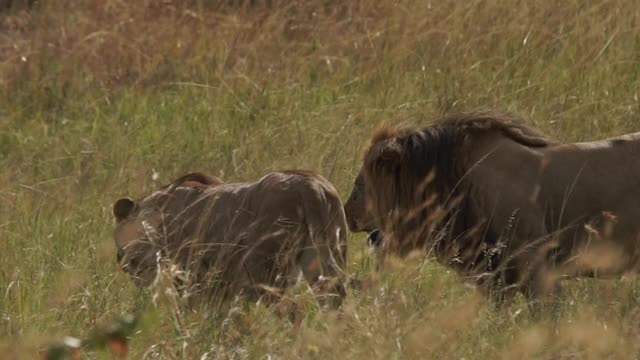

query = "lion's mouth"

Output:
[[367, 229, 384, 248]]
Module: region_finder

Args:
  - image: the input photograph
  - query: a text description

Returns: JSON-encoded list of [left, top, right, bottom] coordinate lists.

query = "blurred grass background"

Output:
[[2, 0, 640, 358]]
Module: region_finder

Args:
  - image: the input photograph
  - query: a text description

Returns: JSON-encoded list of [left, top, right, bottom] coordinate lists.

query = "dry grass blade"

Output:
[[3, 0, 640, 359]]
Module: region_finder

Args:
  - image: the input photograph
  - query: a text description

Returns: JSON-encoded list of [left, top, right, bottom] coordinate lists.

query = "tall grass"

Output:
[[2, 0, 640, 358]]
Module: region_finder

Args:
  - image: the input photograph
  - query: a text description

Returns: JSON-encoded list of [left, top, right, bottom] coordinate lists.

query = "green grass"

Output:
[[2, 0, 640, 358]]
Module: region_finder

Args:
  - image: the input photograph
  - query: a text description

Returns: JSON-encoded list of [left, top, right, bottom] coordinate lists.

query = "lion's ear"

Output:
[[374, 139, 402, 171], [113, 198, 136, 221]]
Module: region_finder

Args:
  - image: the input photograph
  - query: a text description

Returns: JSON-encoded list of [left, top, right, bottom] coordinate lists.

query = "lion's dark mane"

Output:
[[367, 111, 555, 285]]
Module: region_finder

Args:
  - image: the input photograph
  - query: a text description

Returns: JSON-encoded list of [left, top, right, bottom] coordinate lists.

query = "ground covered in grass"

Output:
[[2, 0, 640, 358]]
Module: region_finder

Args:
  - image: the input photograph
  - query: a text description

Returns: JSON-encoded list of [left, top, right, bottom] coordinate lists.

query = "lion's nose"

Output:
[[367, 229, 384, 248]]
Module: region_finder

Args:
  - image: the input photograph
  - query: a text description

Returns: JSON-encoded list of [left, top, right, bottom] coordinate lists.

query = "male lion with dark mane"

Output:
[[112, 171, 348, 309], [345, 111, 640, 302]]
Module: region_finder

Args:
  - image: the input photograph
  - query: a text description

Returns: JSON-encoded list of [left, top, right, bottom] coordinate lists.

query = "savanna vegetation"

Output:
[[2, 0, 640, 358]]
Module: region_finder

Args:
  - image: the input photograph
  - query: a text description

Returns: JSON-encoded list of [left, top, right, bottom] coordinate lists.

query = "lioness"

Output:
[[345, 111, 640, 302], [113, 171, 348, 309]]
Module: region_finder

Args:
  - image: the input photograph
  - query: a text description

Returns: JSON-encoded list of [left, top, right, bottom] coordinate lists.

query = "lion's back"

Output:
[[193, 170, 345, 249], [199, 171, 347, 296]]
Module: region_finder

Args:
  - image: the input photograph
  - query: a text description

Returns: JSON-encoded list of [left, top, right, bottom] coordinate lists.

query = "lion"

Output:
[[345, 111, 640, 302], [112, 171, 348, 309]]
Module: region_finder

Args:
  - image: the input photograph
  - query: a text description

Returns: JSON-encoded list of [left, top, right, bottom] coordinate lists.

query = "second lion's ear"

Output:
[[373, 139, 402, 172], [113, 198, 136, 221]]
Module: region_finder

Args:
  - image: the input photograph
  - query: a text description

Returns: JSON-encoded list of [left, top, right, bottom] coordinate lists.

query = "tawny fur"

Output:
[[345, 111, 640, 302], [113, 171, 348, 309]]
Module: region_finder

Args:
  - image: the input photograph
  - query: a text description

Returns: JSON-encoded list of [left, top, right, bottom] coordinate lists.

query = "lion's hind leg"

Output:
[[298, 241, 347, 310]]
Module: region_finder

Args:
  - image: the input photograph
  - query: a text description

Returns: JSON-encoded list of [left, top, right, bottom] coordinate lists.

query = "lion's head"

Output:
[[343, 126, 404, 244], [112, 173, 223, 287], [346, 111, 555, 257]]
